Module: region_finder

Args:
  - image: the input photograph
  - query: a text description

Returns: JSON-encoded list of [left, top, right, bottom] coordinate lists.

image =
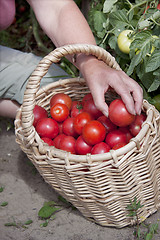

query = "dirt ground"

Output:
[[0, 118, 160, 240]]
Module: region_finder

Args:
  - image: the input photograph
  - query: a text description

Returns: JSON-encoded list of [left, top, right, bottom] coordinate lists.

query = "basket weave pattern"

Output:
[[15, 44, 160, 228]]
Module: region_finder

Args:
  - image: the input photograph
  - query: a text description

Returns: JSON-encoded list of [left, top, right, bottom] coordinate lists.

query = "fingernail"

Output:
[[103, 111, 108, 117]]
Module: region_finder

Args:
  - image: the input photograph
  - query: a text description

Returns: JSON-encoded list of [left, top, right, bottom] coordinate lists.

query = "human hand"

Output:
[[78, 56, 143, 117]]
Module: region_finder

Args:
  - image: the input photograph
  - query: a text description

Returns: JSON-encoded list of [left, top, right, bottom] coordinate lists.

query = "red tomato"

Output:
[[97, 115, 117, 134], [112, 142, 126, 150], [62, 117, 79, 138], [53, 134, 65, 148], [33, 105, 48, 127], [36, 118, 59, 139], [144, 3, 160, 13], [82, 120, 106, 145], [109, 99, 135, 127], [83, 98, 103, 119], [41, 137, 54, 146], [59, 135, 76, 154], [91, 142, 111, 155], [75, 136, 92, 155], [58, 122, 63, 134], [50, 103, 69, 122], [71, 101, 83, 118], [119, 127, 133, 143], [82, 93, 93, 106], [50, 93, 72, 110], [73, 112, 92, 135], [129, 113, 146, 136], [105, 129, 127, 148]]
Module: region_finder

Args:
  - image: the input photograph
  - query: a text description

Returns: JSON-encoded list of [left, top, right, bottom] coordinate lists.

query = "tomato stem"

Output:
[[127, 0, 152, 15]]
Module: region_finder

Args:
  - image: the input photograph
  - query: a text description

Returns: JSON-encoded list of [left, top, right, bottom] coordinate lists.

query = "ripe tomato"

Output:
[[50, 103, 69, 122], [82, 93, 93, 106], [109, 99, 135, 127], [41, 137, 54, 146], [105, 129, 127, 148], [59, 135, 76, 154], [53, 134, 65, 148], [50, 93, 72, 110], [91, 142, 111, 155], [33, 105, 48, 127], [97, 115, 117, 134], [62, 117, 79, 138], [119, 127, 133, 143], [83, 98, 103, 119], [36, 118, 59, 139], [73, 112, 92, 135], [75, 136, 92, 155], [129, 113, 146, 136], [82, 120, 106, 145], [112, 142, 126, 150], [117, 30, 133, 54], [144, 3, 160, 13], [71, 101, 83, 118]]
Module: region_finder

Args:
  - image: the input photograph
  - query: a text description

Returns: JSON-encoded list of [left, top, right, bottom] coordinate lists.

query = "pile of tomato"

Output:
[[33, 93, 146, 155]]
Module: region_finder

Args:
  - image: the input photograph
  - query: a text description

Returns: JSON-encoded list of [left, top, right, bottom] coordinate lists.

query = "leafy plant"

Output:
[[127, 197, 159, 240], [88, 0, 160, 110]]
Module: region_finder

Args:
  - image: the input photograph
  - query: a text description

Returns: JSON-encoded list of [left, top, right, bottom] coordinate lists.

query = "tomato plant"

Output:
[[91, 142, 111, 155], [36, 118, 59, 139], [50, 103, 69, 122], [105, 129, 127, 148], [109, 99, 135, 127], [73, 112, 92, 135], [88, 0, 160, 110], [33, 105, 48, 127], [75, 136, 92, 155], [82, 120, 106, 145], [50, 93, 72, 110]]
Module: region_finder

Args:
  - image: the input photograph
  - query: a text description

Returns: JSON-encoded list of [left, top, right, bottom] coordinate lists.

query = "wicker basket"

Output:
[[15, 44, 160, 228]]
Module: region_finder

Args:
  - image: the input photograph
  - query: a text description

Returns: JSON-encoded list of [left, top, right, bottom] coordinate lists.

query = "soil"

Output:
[[0, 118, 160, 240]]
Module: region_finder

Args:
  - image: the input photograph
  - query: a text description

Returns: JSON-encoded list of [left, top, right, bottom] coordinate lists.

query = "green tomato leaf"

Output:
[[93, 11, 106, 32], [109, 9, 132, 29], [148, 77, 160, 92], [103, 0, 118, 13], [127, 53, 142, 75], [108, 35, 117, 50], [145, 51, 160, 72]]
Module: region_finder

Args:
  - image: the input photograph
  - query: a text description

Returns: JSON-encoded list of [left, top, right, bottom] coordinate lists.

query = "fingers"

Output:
[[110, 71, 143, 115], [90, 86, 109, 117], [131, 83, 143, 115]]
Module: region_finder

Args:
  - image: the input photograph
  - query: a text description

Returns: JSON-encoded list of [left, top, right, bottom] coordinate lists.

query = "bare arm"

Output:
[[27, 0, 143, 116]]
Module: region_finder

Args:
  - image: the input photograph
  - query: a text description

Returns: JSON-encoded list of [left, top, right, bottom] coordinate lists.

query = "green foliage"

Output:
[[88, 0, 160, 110], [127, 197, 159, 240]]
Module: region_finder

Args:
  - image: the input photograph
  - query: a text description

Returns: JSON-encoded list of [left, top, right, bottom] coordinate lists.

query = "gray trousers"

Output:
[[0, 46, 69, 104]]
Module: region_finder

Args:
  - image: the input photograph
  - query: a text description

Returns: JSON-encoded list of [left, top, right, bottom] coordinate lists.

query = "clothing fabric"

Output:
[[0, 45, 69, 104]]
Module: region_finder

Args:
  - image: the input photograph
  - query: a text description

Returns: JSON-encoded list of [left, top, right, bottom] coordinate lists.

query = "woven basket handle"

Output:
[[21, 44, 121, 139]]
